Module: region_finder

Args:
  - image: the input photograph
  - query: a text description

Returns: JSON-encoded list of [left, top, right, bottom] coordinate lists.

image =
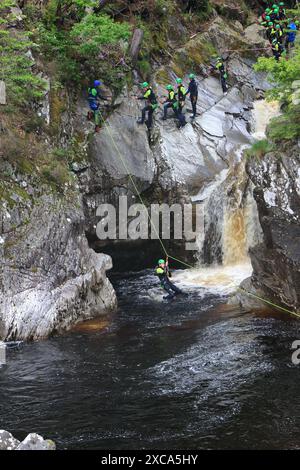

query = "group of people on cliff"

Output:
[[260, 2, 299, 60], [87, 58, 228, 133]]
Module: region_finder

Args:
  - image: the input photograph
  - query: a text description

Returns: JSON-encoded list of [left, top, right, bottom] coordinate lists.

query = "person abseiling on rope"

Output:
[[155, 258, 186, 300], [215, 57, 228, 94], [162, 84, 177, 120], [137, 82, 158, 129], [175, 78, 187, 128], [87, 80, 107, 132], [185, 73, 198, 119]]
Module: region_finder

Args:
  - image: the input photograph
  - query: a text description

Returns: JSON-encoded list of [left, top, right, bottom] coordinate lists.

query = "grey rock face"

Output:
[[247, 148, 300, 311], [0, 192, 116, 341]]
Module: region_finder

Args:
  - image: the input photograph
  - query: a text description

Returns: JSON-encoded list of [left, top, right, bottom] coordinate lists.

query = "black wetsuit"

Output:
[[155, 266, 183, 299], [186, 79, 198, 118]]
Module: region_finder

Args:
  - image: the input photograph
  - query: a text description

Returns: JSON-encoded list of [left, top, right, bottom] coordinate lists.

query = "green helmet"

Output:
[[189, 73, 196, 79], [276, 24, 281, 28], [272, 4, 278, 8], [140, 81, 149, 88], [274, 8, 279, 12], [158, 259, 165, 265], [279, 2, 284, 5], [176, 78, 182, 84], [265, 8, 271, 13], [268, 22, 274, 26], [166, 84, 173, 90], [266, 15, 271, 20]]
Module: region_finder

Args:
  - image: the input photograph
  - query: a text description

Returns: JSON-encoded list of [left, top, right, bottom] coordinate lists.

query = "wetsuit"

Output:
[[88, 86, 107, 126], [186, 79, 198, 118], [215, 61, 228, 93], [175, 84, 187, 128], [286, 22, 297, 51], [272, 41, 284, 61], [138, 87, 158, 129], [155, 265, 183, 299], [163, 89, 177, 119]]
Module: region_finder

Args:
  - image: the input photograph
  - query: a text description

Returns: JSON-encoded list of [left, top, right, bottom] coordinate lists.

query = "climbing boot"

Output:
[[137, 118, 144, 125]]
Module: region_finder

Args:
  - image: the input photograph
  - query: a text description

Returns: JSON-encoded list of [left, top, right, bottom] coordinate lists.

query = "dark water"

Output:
[[1, 270, 300, 450]]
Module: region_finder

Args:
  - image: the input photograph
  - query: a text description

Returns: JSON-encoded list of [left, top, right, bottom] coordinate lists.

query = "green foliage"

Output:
[[245, 139, 274, 159], [254, 48, 300, 103], [0, 2, 46, 107], [70, 13, 131, 56], [268, 106, 300, 142]]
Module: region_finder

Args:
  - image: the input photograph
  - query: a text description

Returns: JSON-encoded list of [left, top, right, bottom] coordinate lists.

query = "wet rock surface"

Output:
[[0, 430, 55, 450], [0, 192, 116, 341], [246, 148, 300, 311]]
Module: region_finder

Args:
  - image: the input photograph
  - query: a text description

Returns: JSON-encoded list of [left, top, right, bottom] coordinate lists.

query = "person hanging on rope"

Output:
[[155, 258, 186, 300], [215, 57, 228, 94], [87, 80, 107, 132], [185, 73, 198, 120], [162, 84, 177, 120], [137, 82, 158, 129]]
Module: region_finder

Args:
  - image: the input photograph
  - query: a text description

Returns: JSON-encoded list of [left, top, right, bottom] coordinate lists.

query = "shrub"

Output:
[[245, 139, 274, 159]]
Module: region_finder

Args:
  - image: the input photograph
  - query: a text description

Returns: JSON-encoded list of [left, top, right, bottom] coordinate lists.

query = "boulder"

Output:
[[0, 430, 20, 450], [17, 433, 56, 451]]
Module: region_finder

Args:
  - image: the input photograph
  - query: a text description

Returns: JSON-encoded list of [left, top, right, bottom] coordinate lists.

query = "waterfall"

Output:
[[194, 99, 280, 268]]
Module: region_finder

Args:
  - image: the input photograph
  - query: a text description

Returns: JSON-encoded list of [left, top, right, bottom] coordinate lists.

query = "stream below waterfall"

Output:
[[1, 266, 300, 450]]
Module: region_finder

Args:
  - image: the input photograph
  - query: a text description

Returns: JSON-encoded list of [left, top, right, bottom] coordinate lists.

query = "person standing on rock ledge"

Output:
[[162, 84, 177, 120], [137, 82, 158, 129], [215, 57, 228, 94], [175, 78, 187, 128], [185, 73, 198, 120]]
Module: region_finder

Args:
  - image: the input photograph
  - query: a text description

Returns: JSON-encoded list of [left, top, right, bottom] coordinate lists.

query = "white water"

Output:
[[174, 263, 253, 296], [252, 100, 281, 140]]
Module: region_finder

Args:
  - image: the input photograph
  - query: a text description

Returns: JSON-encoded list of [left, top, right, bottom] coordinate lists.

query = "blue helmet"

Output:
[[94, 80, 102, 87]]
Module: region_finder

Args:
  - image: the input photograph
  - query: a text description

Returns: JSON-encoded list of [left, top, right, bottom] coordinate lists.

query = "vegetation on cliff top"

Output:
[[254, 6, 300, 143]]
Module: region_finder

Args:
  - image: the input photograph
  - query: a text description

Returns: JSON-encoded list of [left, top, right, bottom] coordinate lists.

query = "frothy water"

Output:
[[252, 100, 281, 140], [174, 262, 252, 296]]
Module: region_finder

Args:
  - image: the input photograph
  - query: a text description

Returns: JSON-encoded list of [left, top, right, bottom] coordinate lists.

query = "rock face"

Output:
[[0, 430, 55, 450], [246, 146, 300, 312], [0, 191, 116, 341]]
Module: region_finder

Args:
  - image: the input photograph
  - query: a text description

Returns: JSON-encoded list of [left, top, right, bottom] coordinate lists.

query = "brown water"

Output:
[[1, 270, 300, 450]]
